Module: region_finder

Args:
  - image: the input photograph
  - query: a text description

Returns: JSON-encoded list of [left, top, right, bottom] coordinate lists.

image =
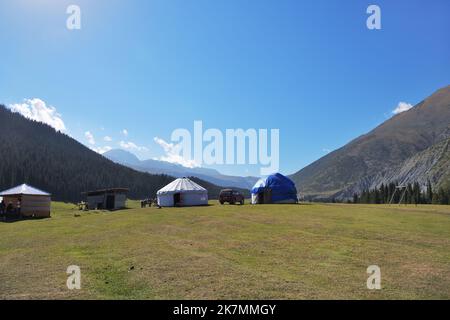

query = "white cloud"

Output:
[[85, 131, 95, 145], [104, 136, 112, 142], [8, 98, 66, 131], [91, 146, 112, 154], [119, 140, 149, 152], [322, 148, 331, 153], [122, 129, 128, 136], [392, 102, 413, 115], [153, 137, 199, 168]]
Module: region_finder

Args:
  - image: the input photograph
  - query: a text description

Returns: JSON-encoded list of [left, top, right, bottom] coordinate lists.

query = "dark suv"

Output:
[[219, 189, 245, 205]]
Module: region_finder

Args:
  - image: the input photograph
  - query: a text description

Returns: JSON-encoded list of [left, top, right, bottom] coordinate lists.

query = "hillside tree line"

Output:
[[353, 180, 450, 205]]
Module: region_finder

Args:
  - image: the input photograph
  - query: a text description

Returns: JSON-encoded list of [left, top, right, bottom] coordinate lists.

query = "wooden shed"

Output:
[[82, 188, 128, 210], [0, 184, 51, 218]]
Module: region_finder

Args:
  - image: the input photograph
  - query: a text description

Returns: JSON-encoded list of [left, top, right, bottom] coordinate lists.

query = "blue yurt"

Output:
[[251, 173, 298, 204]]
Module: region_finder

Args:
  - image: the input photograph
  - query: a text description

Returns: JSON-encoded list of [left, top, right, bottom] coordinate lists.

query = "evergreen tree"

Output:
[[426, 179, 433, 204]]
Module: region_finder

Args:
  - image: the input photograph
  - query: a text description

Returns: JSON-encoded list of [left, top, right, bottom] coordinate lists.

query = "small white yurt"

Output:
[[157, 178, 208, 207]]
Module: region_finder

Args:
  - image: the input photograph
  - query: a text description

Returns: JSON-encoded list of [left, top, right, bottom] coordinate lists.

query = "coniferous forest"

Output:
[[0, 106, 237, 202], [353, 180, 450, 205]]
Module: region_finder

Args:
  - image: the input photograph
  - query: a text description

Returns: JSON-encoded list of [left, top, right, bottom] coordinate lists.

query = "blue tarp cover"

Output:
[[251, 173, 298, 203]]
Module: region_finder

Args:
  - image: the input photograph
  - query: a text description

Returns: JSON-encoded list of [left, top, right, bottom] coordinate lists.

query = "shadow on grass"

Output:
[[165, 203, 215, 208], [0, 215, 50, 223]]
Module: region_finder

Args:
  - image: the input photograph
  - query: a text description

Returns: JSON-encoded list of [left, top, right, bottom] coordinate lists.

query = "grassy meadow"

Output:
[[1, 201, 450, 299]]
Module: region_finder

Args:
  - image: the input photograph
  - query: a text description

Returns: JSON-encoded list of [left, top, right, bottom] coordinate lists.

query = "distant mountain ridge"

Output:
[[0, 106, 247, 202], [104, 149, 259, 189], [290, 85, 450, 200]]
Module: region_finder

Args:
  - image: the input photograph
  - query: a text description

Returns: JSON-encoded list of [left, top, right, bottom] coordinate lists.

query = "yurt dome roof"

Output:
[[157, 177, 207, 195]]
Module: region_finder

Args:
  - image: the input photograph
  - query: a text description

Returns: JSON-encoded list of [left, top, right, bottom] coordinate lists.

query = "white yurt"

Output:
[[157, 178, 208, 207]]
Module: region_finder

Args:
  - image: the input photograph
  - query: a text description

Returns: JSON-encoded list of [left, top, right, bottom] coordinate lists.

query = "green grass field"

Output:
[[1, 201, 450, 300]]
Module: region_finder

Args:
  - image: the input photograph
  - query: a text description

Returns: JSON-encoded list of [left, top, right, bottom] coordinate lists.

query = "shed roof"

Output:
[[82, 188, 129, 196], [0, 184, 51, 196]]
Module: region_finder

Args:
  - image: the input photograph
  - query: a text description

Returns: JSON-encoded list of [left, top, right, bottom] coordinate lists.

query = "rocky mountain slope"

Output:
[[290, 85, 450, 199]]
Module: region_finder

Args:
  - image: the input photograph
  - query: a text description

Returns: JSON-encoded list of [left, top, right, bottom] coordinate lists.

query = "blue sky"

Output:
[[0, 0, 449, 177]]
